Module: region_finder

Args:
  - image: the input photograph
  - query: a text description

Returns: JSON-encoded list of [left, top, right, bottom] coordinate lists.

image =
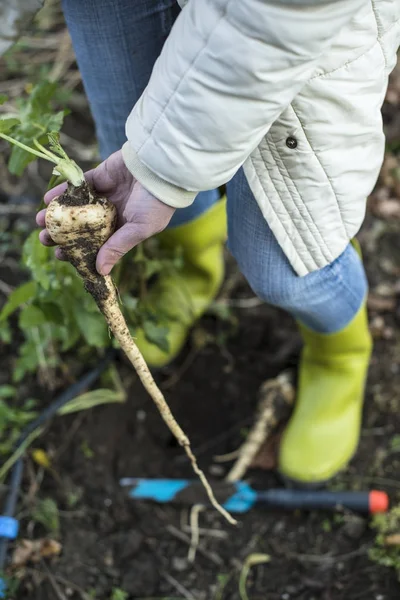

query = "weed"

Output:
[[321, 519, 332, 533], [0, 385, 37, 455], [369, 504, 400, 580], [32, 497, 60, 535], [214, 573, 232, 600], [80, 440, 94, 460], [389, 434, 400, 452], [0, 82, 186, 385], [110, 588, 129, 600]]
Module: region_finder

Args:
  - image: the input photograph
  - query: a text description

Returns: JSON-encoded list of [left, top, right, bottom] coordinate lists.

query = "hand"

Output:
[[36, 149, 176, 275]]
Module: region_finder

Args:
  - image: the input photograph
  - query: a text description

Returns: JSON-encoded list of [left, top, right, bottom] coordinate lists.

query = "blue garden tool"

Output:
[[120, 478, 389, 515]]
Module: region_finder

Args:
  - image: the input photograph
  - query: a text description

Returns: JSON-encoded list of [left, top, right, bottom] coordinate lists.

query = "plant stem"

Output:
[[34, 139, 60, 163], [0, 133, 54, 162], [0, 133, 84, 186], [0, 427, 43, 481]]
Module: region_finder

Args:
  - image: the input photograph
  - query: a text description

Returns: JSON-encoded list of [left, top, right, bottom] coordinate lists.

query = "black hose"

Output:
[[0, 349, 116, 575]]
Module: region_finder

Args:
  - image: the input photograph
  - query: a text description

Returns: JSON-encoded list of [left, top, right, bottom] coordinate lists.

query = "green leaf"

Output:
[[7, 81, 65, 176], [80, 440, 94, 459], [12, 337, 41, 382], [0, 94, 7, 105], [29, 81, 58, 119], [40, 302, 64, 325], [390, 435, 400, 452], [0, 321, 12, 343], [32, 498, 60, 534], [19, 305, 47, 329], [0, 118, 20, 133], [0, 385, 16, 399], [142, 320, 170, 353], [47, 111, 65, 134], [75, 309, 109, 348], [0, 400, 14, 433], [0, 280, 37, 322], [8, 145, 36, 176], [22, 231, 52, 290], [58, 388, 126, 416], [0, 427, 43, 481], [110, 589, 129, 600], [48, 131, 66, 158], [60, 325, 81, 352]]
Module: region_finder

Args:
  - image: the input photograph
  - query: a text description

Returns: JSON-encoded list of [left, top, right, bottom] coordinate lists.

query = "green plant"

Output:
[[369, 505, 400, 579], [110, 588, 129, 600], [389, 434, 400, 452], [0, 82, 184, 383], [32, 497, 60, 535], [214, 573, 232, 600], [321, 518, 332, 533], [0, 385, 37, 455], [0, 364, 127, 483], [0, 82, 65, 178]]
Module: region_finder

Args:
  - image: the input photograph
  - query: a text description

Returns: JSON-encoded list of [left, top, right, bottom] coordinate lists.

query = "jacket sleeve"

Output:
[[122, 0, 365, 208]]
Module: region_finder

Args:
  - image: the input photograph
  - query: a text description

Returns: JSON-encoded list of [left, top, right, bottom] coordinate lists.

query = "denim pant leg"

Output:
[[227, 168, 368, 334], [61, 0, 219, 228]]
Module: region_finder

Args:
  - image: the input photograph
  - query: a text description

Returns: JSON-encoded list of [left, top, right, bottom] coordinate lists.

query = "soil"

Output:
[[1, 222, 400, 599]]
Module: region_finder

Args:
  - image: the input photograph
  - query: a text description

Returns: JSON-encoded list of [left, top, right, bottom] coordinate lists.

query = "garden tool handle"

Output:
[[120, 479, 389, 515], [259, 489, 389, 514]]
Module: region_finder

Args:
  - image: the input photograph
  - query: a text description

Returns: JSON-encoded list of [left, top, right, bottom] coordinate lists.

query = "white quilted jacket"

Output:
[[122, 0, 400, 275]]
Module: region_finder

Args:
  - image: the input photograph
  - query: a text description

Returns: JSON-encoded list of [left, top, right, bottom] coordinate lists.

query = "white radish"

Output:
[[46, 180, 236, 526]]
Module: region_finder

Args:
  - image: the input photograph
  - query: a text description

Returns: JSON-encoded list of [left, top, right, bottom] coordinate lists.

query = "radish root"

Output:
[[46, 182, 236, 525], [101, 276, 236, 524]]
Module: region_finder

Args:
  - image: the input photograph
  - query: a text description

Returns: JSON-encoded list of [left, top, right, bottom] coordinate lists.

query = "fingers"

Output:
[[96, 222, 151, 275], [55, 247, 67, 261], [36, 208, 46, 227], [44, 182, 67, 205], [37, 230, 66, 258], [39, 229, 56, 246]]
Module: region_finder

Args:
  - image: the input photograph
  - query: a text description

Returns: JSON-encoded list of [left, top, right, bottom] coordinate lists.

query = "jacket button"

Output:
[[286, 136, 298, 149]]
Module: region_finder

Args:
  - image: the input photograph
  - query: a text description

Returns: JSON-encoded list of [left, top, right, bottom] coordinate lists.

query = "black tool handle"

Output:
[[259, 489, 388, 514]]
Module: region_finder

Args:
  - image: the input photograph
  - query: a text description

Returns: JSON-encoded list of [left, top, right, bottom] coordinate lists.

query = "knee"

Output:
[[236, 254, 298, 311], [227, 221, 301, 311], [250, 271, 297, 310]]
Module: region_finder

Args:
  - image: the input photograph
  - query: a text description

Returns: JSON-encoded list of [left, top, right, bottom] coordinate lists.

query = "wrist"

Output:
[[122, 141, 197, 209]]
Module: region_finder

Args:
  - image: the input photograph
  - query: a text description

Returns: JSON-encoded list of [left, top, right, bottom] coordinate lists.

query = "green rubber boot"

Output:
[[278, 302, 372, 485], [134, 198, 227, 367]]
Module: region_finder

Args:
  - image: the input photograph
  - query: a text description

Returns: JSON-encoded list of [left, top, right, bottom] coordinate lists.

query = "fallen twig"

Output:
[[166, 524, 223, 566], [187, 504, 204, 563], [226, 372, 295, 482]]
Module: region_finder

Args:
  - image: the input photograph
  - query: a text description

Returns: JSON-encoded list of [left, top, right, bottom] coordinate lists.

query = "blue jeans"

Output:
[[62, 0, 367, 334]]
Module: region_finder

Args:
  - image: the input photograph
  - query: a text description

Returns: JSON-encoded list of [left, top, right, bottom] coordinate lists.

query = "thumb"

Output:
[[96, 222, 149, 275]]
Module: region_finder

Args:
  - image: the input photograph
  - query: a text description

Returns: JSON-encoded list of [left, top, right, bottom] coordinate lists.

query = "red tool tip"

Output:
[[369, 491, 389, 514]]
